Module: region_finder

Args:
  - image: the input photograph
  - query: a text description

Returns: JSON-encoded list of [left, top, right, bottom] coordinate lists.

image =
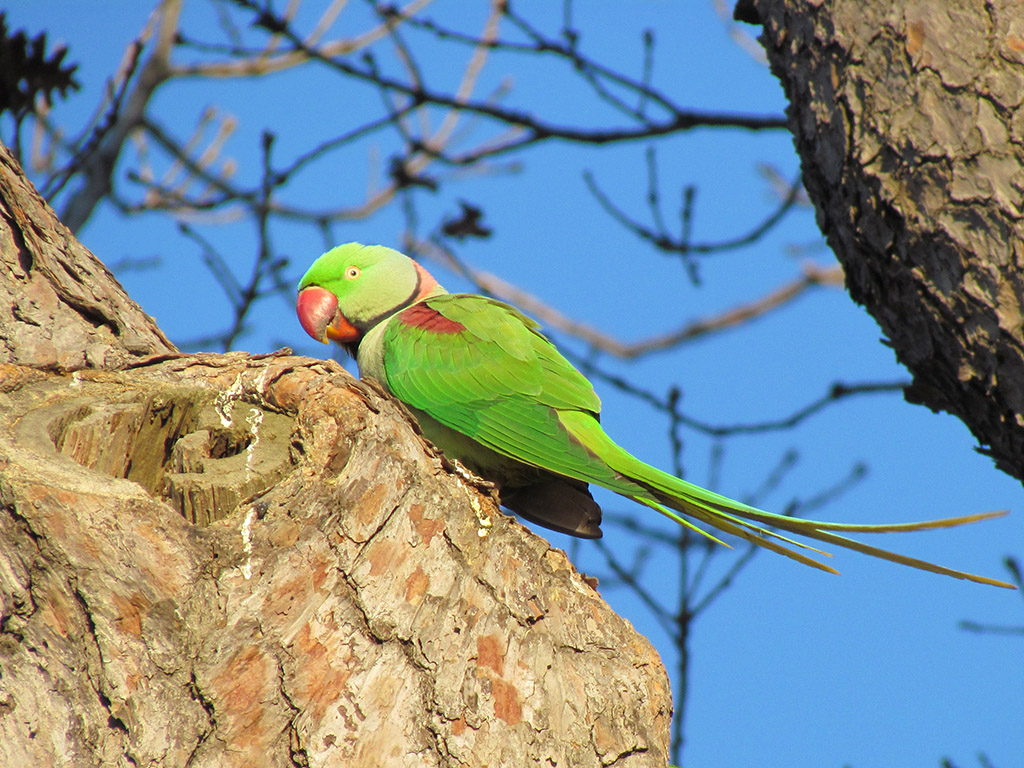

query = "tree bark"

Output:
[[0, 144, 671, 766], [751, 0, 1024, 481], [0, 147, 176, 370]]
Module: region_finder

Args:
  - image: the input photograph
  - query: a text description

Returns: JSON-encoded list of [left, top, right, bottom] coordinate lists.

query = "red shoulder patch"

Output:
[[399, 303, 466, 334]]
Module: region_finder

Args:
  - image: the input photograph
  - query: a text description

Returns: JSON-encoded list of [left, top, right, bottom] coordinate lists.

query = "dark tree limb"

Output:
[[751, 0, 1024, 481]]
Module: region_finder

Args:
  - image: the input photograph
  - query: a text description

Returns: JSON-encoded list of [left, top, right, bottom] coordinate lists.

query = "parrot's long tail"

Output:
[[558, 412, 1014, 588]]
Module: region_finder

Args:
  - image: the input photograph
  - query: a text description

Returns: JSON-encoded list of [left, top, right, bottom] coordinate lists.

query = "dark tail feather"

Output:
[[503, 478, 603, 539]]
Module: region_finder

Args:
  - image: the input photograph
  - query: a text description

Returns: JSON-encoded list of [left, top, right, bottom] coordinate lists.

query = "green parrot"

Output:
[[296, 242, 1012, 588]]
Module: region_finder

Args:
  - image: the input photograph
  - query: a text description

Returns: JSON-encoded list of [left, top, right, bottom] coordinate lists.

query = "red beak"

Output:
[[296, 286, 360, 344]]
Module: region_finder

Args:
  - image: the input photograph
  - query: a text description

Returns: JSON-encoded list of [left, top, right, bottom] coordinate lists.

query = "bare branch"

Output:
[[584, 167, 805, 258], [593, 538, 678, 641], [221, 1, 785, 168], [172, 0, 437, 78], [60, 0, 182, 231], [423, 240, 844, 359]]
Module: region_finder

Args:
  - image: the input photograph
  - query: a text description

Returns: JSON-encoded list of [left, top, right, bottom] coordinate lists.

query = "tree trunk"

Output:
[[750, 0, 1024, 481], [0, 143, 671, 767]]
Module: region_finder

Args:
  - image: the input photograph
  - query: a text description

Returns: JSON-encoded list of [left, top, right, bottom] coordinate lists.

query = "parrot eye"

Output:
[[345, 266, 361, 280]]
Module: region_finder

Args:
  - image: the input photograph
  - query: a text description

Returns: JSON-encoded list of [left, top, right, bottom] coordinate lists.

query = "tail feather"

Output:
[[649, 473, 1014, 588], [558, 411, 1015, 589], [639, 497, 842, 575], [760, 517, 1015, 587]]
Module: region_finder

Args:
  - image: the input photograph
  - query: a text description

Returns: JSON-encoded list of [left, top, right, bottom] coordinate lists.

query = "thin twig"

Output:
[[584, 168, 804, 257], [424, 241, 844, 359]]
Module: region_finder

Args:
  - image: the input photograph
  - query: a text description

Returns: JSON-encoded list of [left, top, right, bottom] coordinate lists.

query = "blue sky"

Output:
[[9, 2, 1022, 766]]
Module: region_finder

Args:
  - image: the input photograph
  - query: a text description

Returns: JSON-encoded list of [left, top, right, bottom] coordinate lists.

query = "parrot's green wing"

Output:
[[381, 294, 1012, 588], [381, 293, 640, 496]]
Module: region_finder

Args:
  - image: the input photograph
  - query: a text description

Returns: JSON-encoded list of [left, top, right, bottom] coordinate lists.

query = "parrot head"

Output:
[[296, 243, 442, 347]]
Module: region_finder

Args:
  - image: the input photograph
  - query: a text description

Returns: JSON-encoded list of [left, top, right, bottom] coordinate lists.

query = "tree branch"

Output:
[[752, 0, 1024, 481], [424, 239, 843, 359]]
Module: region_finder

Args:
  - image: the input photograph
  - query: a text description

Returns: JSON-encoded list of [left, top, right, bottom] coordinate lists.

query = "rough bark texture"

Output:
[[0, 146, 671, 765], [752, 0, 1024, 480], [0, 146, 176, 370]]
